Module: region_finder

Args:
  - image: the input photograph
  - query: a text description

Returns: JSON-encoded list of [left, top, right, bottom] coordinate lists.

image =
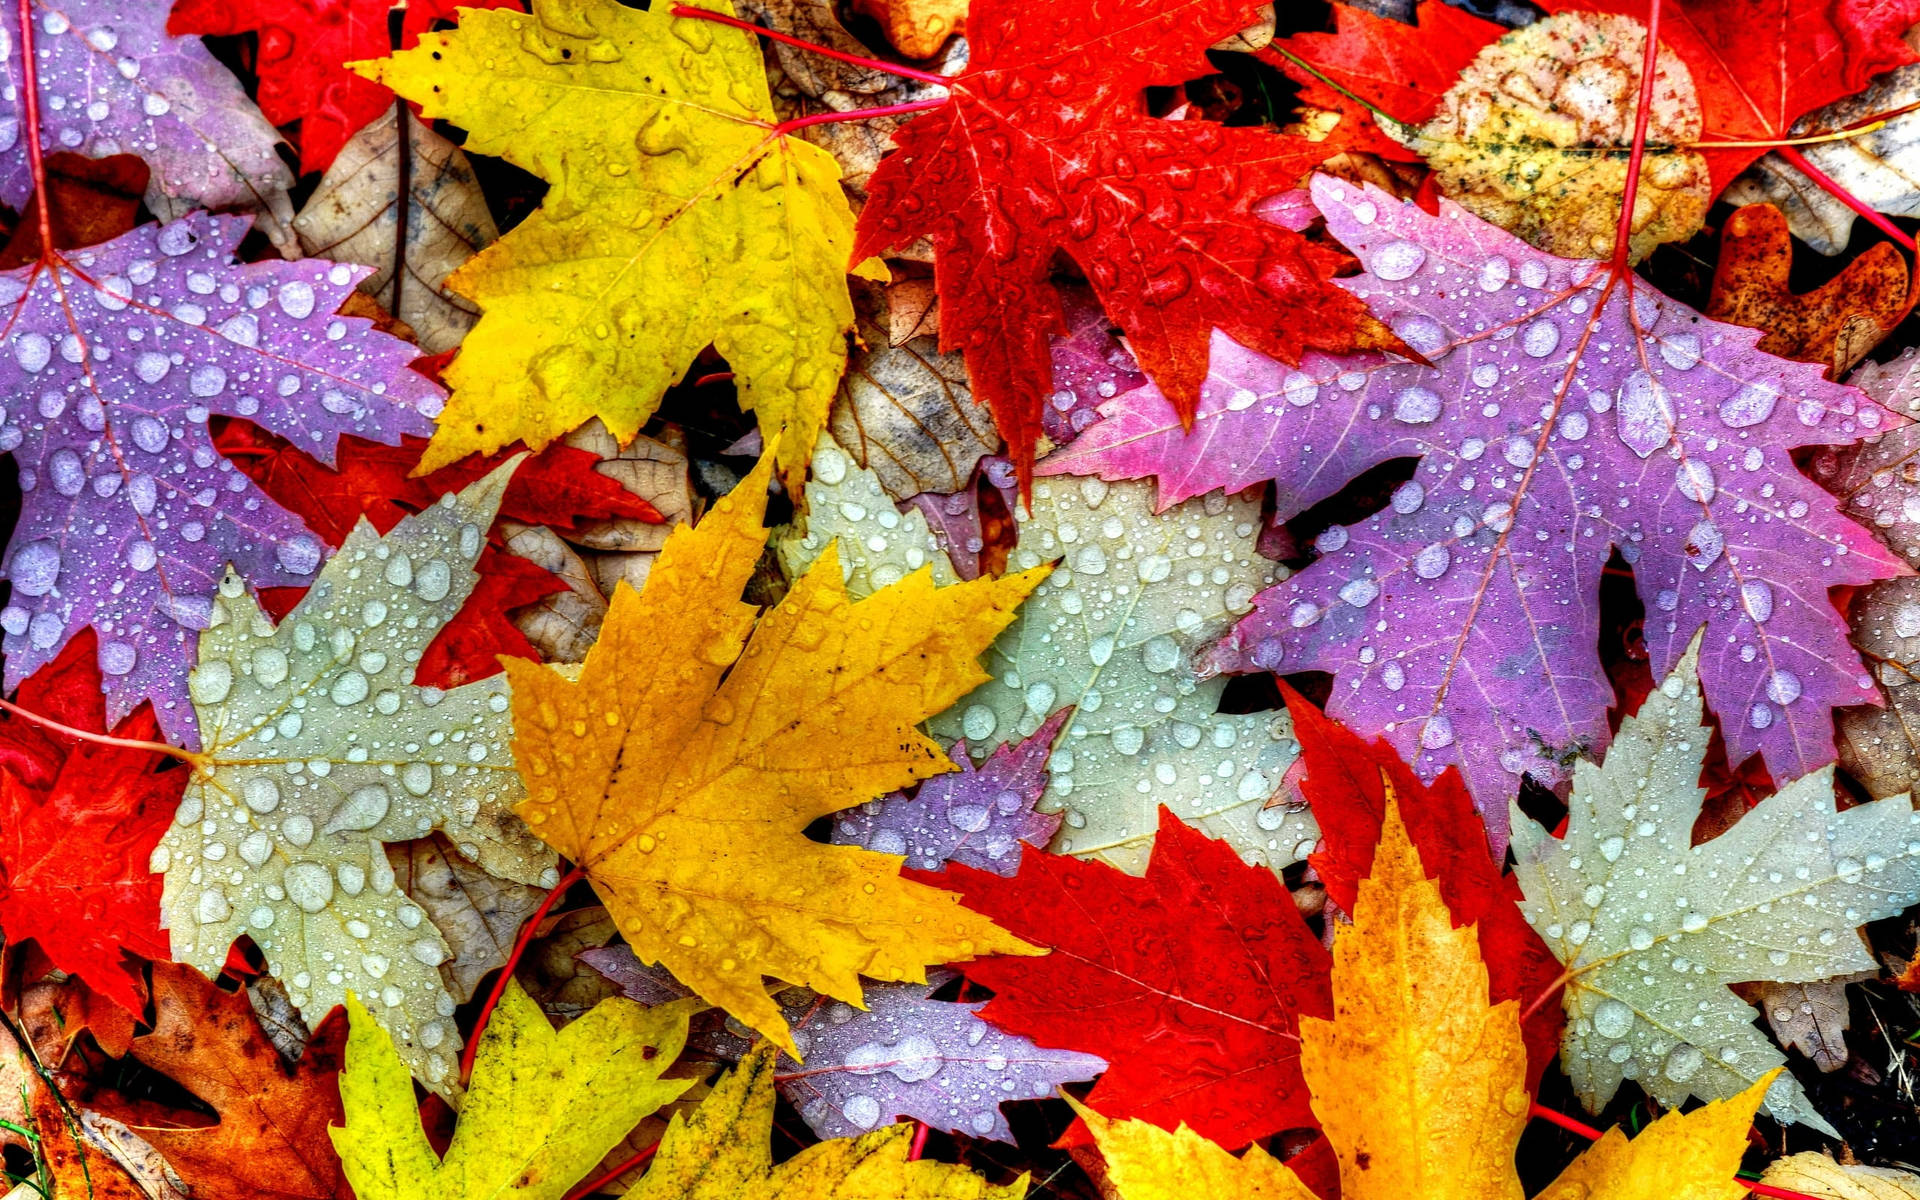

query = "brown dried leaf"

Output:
[[1706, 204, 1910, 377], [387, 833, 550, 1005], [830, 283, 994, 499], [292, 107, 498, 354], [501, 522, 609, 664], [516, 906, 624, 1025], [1749, 975, 1872, 1072], [1838, 577, 1920, 800]]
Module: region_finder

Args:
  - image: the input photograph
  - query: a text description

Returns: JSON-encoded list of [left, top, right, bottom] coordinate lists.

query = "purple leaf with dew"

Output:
[[831, 708, 1068, 875], [0, 215, 440, 745], [1044, 176, 1905, 845]]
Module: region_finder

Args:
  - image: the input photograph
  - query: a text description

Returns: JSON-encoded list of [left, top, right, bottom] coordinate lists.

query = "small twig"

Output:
[[392, 95, 413, 322], [458, 862, 588, 1083]]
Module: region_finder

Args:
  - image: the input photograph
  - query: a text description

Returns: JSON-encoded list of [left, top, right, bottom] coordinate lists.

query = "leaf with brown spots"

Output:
[[1707, 204, 1911, 377]]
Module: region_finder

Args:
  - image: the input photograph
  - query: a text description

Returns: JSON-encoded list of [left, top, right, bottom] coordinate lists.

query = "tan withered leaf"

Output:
[[293, 107, 498, 354], [830, 282, 993, 500], [1746, 975, 1872, 1072], [1706, 204, 1910, 377], [387, 833, 550, 1005], [1838, 577, 1920, 800]]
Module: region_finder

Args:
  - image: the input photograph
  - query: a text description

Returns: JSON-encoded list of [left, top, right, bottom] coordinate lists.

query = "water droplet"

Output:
[[1371, 240, 1427, 280], [1393, 386, 1442, 424]]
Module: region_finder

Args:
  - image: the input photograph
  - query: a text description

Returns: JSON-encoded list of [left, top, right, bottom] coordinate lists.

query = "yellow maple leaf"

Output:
[[331, 980, 698, 1200], [352, 0, 883, 488], [502, 449, 1046, 1053], [632, 1042, 1025, 1199], [1076, 793, 1768, 1200]]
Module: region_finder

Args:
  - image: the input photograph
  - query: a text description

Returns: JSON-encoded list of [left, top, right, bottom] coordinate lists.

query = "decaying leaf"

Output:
[[332, 981, 697, 1200], [387, 833, 550, 1005], [1076, 798, 1772, 1200], [1837, 578, 1920, 800], [1706, 203, 1909, 376], [355, 0, 882, 489], [1510, 637, 1920, 1130], [504, 450, 1044, 1055], [1412, 12, 1709, 263], [293, 108, 499, 355], [1749, 975, 1872, 1072], [156, 463, 559, 1096]]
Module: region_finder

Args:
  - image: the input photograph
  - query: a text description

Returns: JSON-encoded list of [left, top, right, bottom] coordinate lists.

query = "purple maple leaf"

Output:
[[0, 215, 440, 744], [831, 709, 1067, 875], [1045, 176, 1905, 844], [2, 0, 294, 238], [581, 947, 1106, 1143]]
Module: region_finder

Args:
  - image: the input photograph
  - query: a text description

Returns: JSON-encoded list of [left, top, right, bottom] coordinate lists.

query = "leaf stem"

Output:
[[1608, 0, 1664, 272], [907, 1120, 929, 1161], [0, 695, 208, 769], [769, 98, 947, 137], [668, 5, 950, 86], [15, 0, 51, 258], [458, 862, 588, 1084], [565, 1142, 659, 1200], [1516, 967, 1575, 1026], [1776, 144, 1917, 252]]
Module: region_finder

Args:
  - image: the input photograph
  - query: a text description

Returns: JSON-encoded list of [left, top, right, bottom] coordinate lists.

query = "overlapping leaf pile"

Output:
[[5, 0, 1920, 1195]]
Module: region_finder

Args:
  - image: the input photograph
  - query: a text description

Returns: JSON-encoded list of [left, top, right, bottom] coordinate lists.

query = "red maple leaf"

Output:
[[926, 811, 1332, 1151], [0, 630, 182, 1015], [1266, 0, 1501, 160], [1282, 682, 1564, 1090], [1537, 0, 1920, 194], [853, 0, 1397, 486], [168, 0, 394, 173], [215, 424, 660, 687]]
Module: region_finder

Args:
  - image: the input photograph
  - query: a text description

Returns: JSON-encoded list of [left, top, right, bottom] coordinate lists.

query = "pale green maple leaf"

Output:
[[777, 437, 956, 597], [1511, 635, 1920, 1133], [782, 444, 1314, 876], [155, 461, 559, 1097]]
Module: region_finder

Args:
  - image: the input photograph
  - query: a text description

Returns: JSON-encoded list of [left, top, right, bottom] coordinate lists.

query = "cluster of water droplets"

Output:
[[0, 214, 438, 741], [153, 464, 557, 1097], [0, 3, 291, 222], [1510, 648, 1920, 1133]]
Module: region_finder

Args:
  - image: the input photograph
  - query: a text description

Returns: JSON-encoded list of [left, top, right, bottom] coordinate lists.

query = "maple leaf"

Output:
[[932, 810, 1331, 1150], [333, 979, 697, 1200], [0, 215, 442, 745], [629, 1041, 1026, 1200], [215, 422, 659, 687], [587, 947, 1107, 1143], [852, 0, 1399, 484], [77, 962, 352, 1200], [0, 629, 179, 1014], [168, 0, 392, 174], [387, 833, 549, 1004], [1836, 578, 1920, 799], [777, 435, 961, 597], [1075, 797, 1772, 1200], [1705, 204, 1910, 377], [1410, 12, 1711, 263], [503, 450, 1044, 1055], [1538, 0, 1920, 196], [1509, 636, 1920, 1131], [1051, 176, 1905, 841], [1761, 1153, 1920, 1198], [1266, 0, 1500, 161], [1750, 975, 1870, 1072], [155, 462, 560, 1097], [1725, 60, 1920, 256], [292, 107, 501, 355], [2, 0, 295, 242], [354, 0, 881, 490], [1283, 683, 1563, 1088], [832, 707, 1068, 876], [1812, 349, 1920, 572]]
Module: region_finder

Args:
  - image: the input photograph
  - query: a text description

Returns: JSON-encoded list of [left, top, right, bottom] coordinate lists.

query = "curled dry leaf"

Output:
[[293, 108, 500, 355], [1706, 204, 1910, 377], [1412, 12, 1709, 263], [500, 523, 607, 665], [1760, 1153, 1920, 1199]]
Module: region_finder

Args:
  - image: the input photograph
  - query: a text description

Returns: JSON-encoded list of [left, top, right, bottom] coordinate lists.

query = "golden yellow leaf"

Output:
[[632, 1043, 1025, 1200], [1078, 794, 1772, 1200], [352, 0, 883, 488], [503, 449, 1046, 1053], [331, 981, 697, 1200]]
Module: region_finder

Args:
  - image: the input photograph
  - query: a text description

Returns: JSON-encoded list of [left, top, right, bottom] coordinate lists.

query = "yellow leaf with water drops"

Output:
[[1076, 793, 1770, 1200], [352, 0, 883, 490], [501, 448, 1047, 1054], [630, 1043, 1026, 1200]]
